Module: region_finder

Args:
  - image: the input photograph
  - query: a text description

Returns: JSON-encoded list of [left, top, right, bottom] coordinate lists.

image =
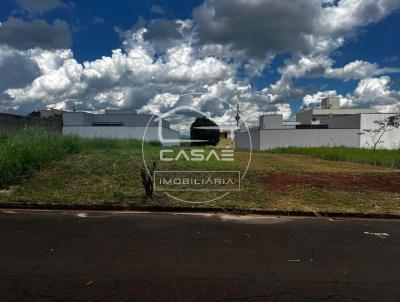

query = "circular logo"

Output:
[[141, 93, 252, 204]]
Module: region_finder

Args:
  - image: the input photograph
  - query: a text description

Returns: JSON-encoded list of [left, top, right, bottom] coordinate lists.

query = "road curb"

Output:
[[1, 202, 400, 219]]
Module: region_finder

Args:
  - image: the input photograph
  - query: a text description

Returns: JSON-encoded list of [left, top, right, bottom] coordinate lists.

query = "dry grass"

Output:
[[216, 138, 235, 149]]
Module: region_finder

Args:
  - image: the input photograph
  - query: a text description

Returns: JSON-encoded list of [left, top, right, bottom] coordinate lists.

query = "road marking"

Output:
[[364, 231, 389, 239]]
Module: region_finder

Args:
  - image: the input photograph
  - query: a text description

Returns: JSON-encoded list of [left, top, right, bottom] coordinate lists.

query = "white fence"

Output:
[[236, 128, 360, 151], [63, 126, 180, 146]]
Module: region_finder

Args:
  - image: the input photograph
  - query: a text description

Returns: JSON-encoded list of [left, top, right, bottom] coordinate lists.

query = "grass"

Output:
[[0, 127, 150, 188], [1, 129, 400, 215], [270, 146, 400, 168], [0, 127, 82, 187]]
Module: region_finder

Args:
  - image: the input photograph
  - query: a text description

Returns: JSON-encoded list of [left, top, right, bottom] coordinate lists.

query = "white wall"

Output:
[[326, 114, 361, 129], [259, 115, 283, 129], [63, 126, 180, 146], [236, 113, 400, 151], [236, 128, 360, 151], [360, 114, 400, 149], [296, 110, 313, 124], [235, 129, 259, 151], [259, 129, 360, 150]]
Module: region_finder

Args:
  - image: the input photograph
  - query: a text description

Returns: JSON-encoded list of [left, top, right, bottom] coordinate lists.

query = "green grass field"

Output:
[[1, 128, 400, 215]]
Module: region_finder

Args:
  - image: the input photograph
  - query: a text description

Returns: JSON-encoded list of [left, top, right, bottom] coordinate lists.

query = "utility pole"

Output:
[[235, 104, 241, 129]]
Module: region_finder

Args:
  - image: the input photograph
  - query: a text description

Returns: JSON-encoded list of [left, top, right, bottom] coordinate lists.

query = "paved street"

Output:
[[0, 210, 399, 301]]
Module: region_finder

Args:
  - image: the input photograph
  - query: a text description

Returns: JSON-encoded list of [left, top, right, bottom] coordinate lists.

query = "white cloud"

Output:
[[303, 91, 336, 107], [320, 0, 400, 34], [3, 28, 275, 127], [302, 90, 353, 108], [141, 93, 180, 115], [326, 60, 400, 81], [302, 76, 400, 112], [274, 103, 292, 120], [261, 54, 400, 107], [193, 0, 400, 58], [355, 76, 400, 112], [1, 0, 400, 121]]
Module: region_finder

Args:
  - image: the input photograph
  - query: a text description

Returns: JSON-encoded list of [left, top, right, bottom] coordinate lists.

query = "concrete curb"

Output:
[[1, 202, 400, 219]]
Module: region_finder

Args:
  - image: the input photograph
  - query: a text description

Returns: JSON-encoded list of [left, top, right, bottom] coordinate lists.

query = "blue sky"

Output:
[[0, 0, 204, 62], [67, 1, 203, 62], [0, 0, 400, 125]]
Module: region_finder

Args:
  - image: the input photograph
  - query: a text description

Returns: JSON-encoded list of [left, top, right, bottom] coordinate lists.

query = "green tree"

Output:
[[387, 114, 400, 128], [28, 111, 41, 117], [359, 114, 400, 151], [190, 117, 220, 146]]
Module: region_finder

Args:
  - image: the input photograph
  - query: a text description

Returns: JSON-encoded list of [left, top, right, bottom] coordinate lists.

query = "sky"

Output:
[[0, 0, 400, 128]]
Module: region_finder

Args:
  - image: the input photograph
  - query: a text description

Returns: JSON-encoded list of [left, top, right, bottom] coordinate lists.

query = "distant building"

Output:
[[63, 109, 180, 146], [40, 109, 64, 119], [236, 99, 400, 151], [219, 127, 235, 140], [0, 112, 62, 133], [296, 96, 377, 125]]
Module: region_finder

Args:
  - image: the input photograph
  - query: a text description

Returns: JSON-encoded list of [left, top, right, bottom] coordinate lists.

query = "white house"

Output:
[[63, 109, 180, 146], [236, 99, 400, 151], [296, 96, 378, 125]]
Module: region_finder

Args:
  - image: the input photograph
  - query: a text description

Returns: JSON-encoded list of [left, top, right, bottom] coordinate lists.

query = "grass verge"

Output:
[[2, 130, 400, 215], [270, 146, 400, 168]]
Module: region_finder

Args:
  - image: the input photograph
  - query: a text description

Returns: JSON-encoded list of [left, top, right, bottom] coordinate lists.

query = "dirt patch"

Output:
[[265, 172, 400, 192]]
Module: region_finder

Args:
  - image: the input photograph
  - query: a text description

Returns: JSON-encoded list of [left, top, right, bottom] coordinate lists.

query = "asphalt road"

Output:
[[0, 210, 400, 302]]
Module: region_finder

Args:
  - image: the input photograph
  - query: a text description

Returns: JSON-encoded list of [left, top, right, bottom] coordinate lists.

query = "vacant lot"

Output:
[[1, 129, 400, 215]]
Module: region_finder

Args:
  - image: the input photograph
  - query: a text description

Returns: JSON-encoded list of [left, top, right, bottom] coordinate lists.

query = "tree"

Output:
[[387, 114, 400, 128], [359, 115, 398, 151], [28, 111, 41, 117], [190, 117, 220, 146]]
